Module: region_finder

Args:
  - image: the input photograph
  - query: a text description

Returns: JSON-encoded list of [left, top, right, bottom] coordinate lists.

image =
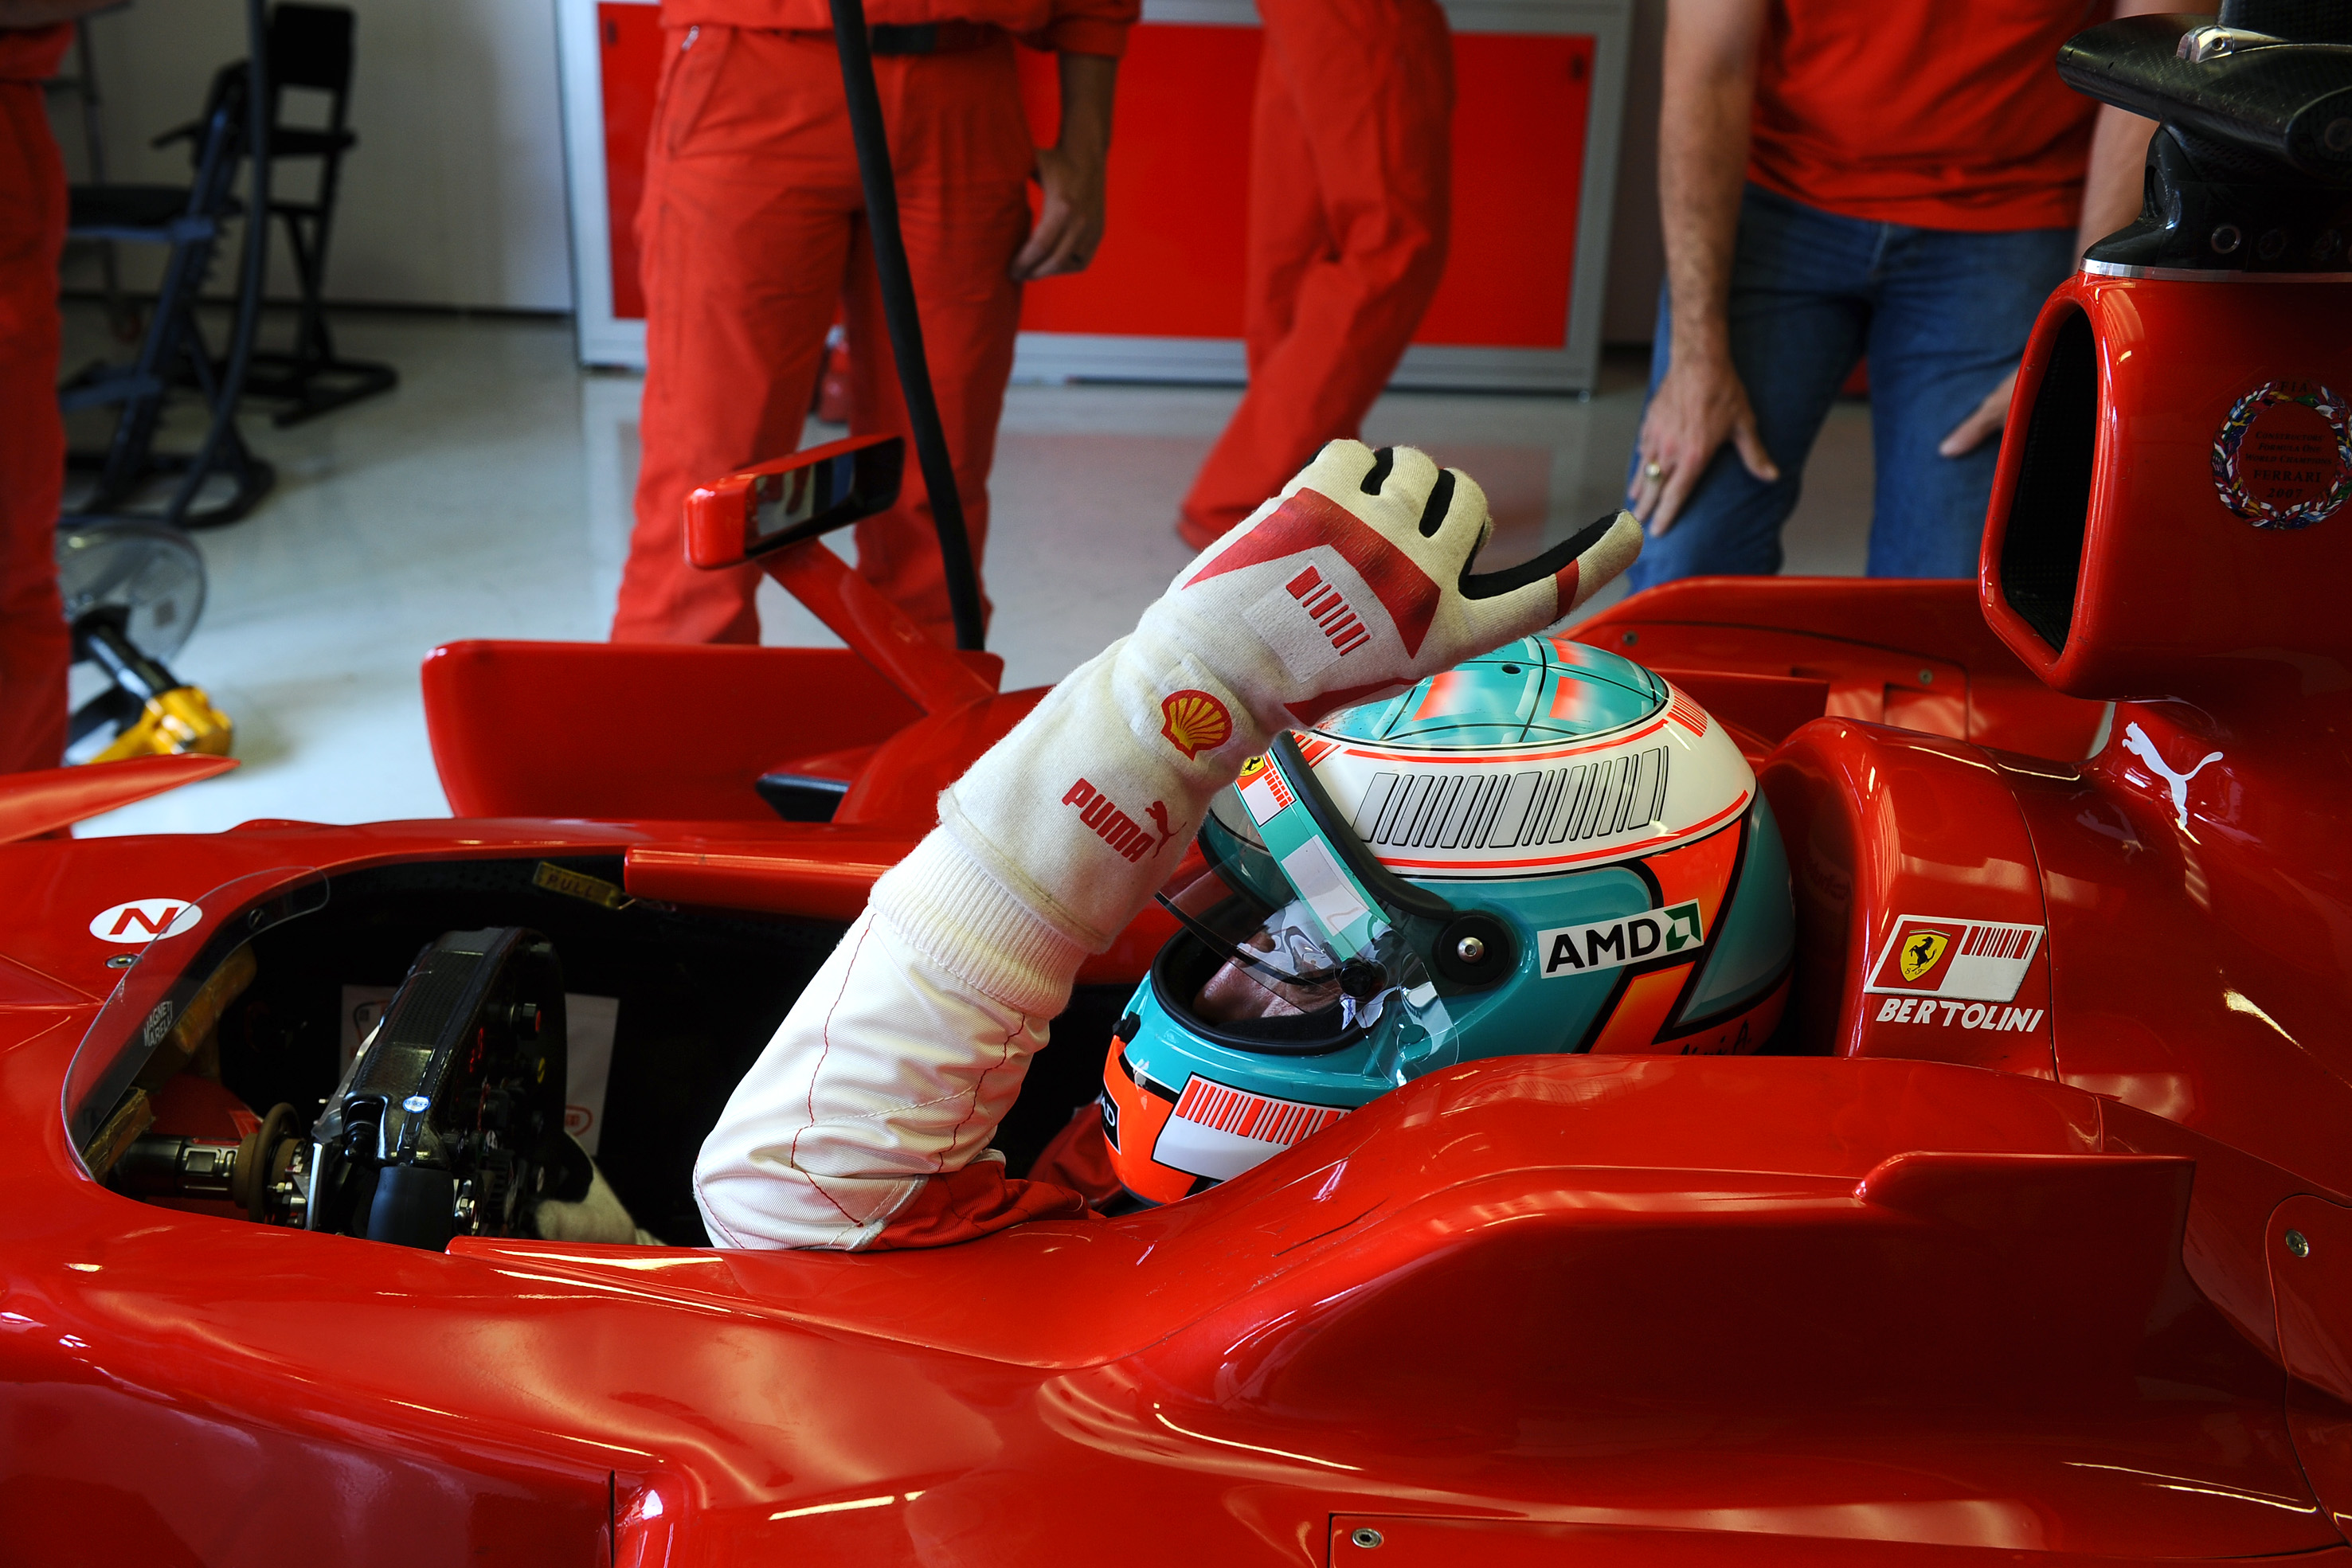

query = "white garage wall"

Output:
[[53, 0, 573, 311], [1601, 0, 1663, 345]]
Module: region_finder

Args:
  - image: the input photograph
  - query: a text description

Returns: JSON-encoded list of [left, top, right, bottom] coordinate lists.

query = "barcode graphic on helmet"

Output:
[[1667, 687, 1708, 735], [1960, 923, 2033, 960], [1352, 748, 1669, 852], [1173, 1077, 1346, 1147]]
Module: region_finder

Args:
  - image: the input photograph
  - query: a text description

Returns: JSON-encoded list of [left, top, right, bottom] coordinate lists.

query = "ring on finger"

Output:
[[1642, 459, 1665, 482]]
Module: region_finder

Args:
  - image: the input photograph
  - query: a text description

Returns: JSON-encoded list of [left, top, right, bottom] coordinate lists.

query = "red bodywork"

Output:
[[6, 272, 2352, 1566]]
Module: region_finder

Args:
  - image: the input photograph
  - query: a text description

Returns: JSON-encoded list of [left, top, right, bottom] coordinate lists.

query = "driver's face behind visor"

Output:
[[1192, 917, 1344, 1023], [1157, 792, 1361, 1025]]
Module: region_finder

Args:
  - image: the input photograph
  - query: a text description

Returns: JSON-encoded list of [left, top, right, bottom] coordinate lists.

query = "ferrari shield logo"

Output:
[[1864, 914, 2041, 1001], [1898, 930, 1949, 981]]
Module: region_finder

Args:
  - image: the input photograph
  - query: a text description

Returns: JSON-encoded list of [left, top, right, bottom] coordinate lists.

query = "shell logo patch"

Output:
[[1864, 915, 2041, 1002], [1160, 689, 1232, 759], [1897, 929, 1948, 982]]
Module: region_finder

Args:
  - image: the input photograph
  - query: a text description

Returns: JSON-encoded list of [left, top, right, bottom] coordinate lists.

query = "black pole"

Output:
[[169, 0, 270, 525], [826, 0, 988, 652]]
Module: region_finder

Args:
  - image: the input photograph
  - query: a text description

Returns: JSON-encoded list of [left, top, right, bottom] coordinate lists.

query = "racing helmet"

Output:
[[1103, 635, 1794, 1205]]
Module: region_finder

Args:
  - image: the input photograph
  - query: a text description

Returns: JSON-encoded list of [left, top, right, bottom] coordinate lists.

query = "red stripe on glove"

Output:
[[1184, 488, 1442, 658]]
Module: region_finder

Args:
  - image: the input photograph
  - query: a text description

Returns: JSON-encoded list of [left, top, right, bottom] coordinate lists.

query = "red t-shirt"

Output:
[[663, 0, 1136, 57], [1747, 1, 2109, 233], [0, 24, 72, 83]]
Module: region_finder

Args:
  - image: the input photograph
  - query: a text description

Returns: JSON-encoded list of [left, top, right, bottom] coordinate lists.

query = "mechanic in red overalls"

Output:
[[0, 6, 102, 775], [1172, 0, 1453, 549], [610, 0, 1132, 648]]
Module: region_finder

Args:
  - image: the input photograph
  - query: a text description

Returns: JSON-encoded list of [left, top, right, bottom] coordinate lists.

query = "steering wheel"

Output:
[[305, 926, 590, 1250]]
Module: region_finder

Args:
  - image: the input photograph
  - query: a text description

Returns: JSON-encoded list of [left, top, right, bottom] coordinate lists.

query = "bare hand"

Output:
[[1629, 353, 1779, 537], [1011, 145, 1106, 281], [1938, 366, 2019, 458]]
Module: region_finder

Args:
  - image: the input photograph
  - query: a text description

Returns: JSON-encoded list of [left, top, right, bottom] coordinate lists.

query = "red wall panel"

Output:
[[1013, 27, 1261, 338], [1415, 33, 1588, 348], [597, 18, 1592, 350]]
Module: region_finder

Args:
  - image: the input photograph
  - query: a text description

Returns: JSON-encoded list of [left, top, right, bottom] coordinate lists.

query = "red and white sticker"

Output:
[[1172, 1077, 1345, 1148], [1237, 756, 1294, 825], [1152, 1073, 1350, 1183], [89, 899, 203, 944], [1863, 915, 2042, 1003], [1666, 685, 1709, 736]]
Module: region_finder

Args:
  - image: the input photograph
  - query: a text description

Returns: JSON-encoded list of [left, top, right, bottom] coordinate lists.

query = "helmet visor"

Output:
[[1158, 787, 1423, 1031]]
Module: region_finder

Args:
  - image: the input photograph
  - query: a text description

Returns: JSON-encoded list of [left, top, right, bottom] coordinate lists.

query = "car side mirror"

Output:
[[683, 434, 905, 569]]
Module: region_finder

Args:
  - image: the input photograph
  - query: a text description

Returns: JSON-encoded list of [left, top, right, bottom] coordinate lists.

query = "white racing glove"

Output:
[[695, 441, 1640, 1249], [533, 1159, 663, 1246]]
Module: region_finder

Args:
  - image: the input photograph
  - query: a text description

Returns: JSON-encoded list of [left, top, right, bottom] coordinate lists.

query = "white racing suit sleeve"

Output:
[[695, 442, 1642, 1249], [695, 908, 1053, 1249]]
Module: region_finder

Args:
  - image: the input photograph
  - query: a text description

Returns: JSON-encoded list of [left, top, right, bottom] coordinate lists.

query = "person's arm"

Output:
[[694, 446, 1643, 1251], [0, 0, 118, 24], [2072, 104, 2162, 252], [1937, 1, 2166, 459], [1011, 53, 1117, 281], [1630, 0, 1779, 537]]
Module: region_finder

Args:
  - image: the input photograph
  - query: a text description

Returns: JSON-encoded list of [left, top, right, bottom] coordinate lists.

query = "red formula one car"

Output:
[[8, 14, 2352, 1566]]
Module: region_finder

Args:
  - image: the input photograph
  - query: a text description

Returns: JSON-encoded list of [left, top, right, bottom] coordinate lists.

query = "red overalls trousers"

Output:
[[0, 64, 71, 772], [612, 26, 1033, 646], [1178, 0, 1452, 543]]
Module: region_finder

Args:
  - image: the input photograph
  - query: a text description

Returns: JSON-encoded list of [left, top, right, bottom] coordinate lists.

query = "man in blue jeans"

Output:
[[1625, 0, 2166, 584]]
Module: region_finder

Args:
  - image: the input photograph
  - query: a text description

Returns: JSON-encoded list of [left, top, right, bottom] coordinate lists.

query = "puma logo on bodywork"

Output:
[[2122, 722, 2222, 830]]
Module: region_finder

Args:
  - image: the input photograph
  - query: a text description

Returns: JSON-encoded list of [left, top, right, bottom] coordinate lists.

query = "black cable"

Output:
[[169, 0, 270, 526], [826, 0, 988, 651]]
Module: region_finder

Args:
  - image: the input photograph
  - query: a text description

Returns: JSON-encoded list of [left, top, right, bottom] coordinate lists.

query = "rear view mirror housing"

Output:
[[684, 435, 905, 569]]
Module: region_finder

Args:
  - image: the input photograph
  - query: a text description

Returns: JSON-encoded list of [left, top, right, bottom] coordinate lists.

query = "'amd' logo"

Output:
[[1537, 902, 1704, 977]]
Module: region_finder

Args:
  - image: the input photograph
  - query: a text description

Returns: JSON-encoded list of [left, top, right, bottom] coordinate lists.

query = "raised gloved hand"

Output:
[[925, 440, 1641, 986], [695, 442, 1639, 1250], [1152, 440, 1642, 731]]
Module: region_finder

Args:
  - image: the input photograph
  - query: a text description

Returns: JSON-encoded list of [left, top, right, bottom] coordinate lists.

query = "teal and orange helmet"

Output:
[[1103, 635, 1794, 1206]]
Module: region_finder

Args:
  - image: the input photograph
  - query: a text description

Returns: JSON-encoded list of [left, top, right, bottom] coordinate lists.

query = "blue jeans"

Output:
[[1624, 184, 2076, 585]]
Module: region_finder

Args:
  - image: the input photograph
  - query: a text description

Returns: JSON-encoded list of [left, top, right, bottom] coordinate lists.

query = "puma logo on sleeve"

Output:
[[1063, 780, 1176, 862]]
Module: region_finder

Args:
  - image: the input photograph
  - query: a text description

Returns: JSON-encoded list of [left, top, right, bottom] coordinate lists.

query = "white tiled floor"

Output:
[[65, 308, 1876, 836]]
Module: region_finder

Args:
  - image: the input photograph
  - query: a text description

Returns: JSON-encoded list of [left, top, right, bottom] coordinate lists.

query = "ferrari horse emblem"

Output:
[[1900, 930, 1950, 982]]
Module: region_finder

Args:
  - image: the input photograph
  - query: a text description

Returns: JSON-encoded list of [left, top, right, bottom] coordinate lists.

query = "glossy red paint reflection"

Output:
[[8, 266, 2352, 1563]]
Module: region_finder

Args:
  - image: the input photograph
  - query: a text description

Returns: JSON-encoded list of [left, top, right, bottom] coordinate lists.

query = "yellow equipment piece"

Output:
[[92, 685, 235, 763]]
